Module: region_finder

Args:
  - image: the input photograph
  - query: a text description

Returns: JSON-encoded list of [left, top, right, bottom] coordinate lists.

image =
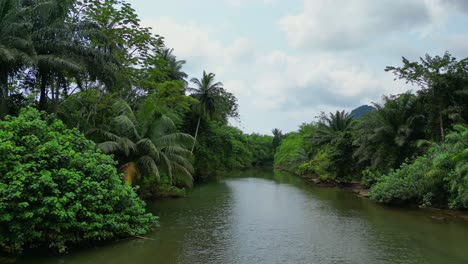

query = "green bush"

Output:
[[274, 133, 307, 170], [370, 125, 468, 209], [360, 169, 381, 188], [137, 175, 186, 198], [296, 161, 314, 176], [296, 146, 335, 180], [369, 158, 429, 205], [0, 108, 157, 254]]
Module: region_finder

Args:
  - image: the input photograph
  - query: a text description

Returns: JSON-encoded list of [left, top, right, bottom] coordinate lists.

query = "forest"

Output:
[[0, 0, 467, 256]]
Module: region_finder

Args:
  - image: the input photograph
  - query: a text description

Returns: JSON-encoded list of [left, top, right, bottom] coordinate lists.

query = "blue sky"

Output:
[[128, 0, 468, 135]]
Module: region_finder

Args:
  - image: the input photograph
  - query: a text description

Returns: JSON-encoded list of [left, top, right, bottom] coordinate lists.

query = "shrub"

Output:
[[360, 169, 381, 188], [370, 125, 468, 209], [369, 158, 429, 205], [0, 108, 157, 254], [296, 146, 335, 180], [274, 133, 307, 170]]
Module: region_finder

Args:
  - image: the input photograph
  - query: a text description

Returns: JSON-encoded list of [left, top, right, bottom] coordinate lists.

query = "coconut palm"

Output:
[[312, 110, 355, 146], [96, 100, 195, 187], [187, 71, 224, 152], [0, 0, 34, 117]]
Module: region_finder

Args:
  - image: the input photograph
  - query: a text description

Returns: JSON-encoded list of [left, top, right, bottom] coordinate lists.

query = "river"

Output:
[[7, 169, 468, 264]]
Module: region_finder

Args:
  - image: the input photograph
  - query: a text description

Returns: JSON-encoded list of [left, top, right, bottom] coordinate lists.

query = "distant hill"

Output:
[[350, 105, 375, 119]]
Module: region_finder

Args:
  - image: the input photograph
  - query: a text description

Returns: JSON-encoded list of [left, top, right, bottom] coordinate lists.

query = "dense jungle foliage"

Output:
[[0, 108, 157, 253], [274, 53, 468, 210], [0, 0, 273, 253]]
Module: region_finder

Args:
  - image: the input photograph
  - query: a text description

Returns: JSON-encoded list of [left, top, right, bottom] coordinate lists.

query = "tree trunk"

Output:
[[439, 112, 445, 146], [191, 116, 201, 153], [38, 72, 48, 111], [0, 70, 8, 119]]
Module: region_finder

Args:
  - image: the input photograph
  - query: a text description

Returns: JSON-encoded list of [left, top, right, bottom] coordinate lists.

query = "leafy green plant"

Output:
[[296, 146, 335, 180], [370, 125, 468, 209], [360, 168, 381, 188], [0, 108, 157, 254], [274, 133, 307, 170]]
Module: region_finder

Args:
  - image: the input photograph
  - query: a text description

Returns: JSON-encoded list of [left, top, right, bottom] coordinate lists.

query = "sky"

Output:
[[127, 0, 468, 135]]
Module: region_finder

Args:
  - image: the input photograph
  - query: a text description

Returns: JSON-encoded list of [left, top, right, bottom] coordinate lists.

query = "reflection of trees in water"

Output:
[[177, 182, 236, 264]]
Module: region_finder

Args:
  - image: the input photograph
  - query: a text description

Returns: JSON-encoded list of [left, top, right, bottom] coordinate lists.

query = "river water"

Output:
[[7, 169, 468, 264]]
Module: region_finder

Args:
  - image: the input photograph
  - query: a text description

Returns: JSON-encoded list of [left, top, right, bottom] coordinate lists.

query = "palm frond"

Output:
[[98, 141, 121, 154], [136, 156, 160, 182], [159, 152, 173, 184], [171, 163, 194, 187], [113, 100, 138, 124], [37, 55, 83, 72], [113, 115, 141, 140], [153, 133, 194, 149], [136, 138, 161, 161]]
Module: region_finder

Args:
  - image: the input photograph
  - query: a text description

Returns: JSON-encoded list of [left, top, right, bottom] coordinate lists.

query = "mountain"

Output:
[[350, 105, 375, 119]]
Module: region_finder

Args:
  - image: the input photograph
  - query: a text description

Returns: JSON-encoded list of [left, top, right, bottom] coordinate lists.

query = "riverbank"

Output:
[[300, 174, 370, 197], [281, 169, 468, 222]]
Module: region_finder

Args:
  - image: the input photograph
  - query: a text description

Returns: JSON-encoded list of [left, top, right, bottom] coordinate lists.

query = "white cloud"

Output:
[[252, 52, 403, 111], [278, 0, 439, 50], [226, 0, 275, 8], [144, 18, 253, 74]]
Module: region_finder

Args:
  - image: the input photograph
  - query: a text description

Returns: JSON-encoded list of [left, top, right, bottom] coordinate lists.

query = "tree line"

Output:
[[273, 53, 468, 210]]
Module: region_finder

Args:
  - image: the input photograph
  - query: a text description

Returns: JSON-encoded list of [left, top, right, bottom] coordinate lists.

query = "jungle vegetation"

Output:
[[275, 53, 468, 210], [0, 0, 273, 254]]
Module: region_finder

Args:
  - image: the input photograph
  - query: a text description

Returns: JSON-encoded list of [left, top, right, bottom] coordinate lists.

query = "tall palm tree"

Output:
[[187, 71, 223, 152], [353, 93, 425, 170], [312, 110, 355, 146], [29, 0, 111, 111], [0, 0, 34, 117], [97, 100, 195, 187], [30, 0, 84, 111]]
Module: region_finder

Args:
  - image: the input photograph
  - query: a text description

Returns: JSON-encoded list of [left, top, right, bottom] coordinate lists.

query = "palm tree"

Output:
[[312, 110, 355, 146], [187, 71, 224, 152], [29, 0, 111, 111], [353, 93, 425, 171], [30, 0, 84, 111], [159, 48, 188, 82], [272, 128, 283, 152], [0, 0, 34, 117], [97, 100, 195, 187]]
